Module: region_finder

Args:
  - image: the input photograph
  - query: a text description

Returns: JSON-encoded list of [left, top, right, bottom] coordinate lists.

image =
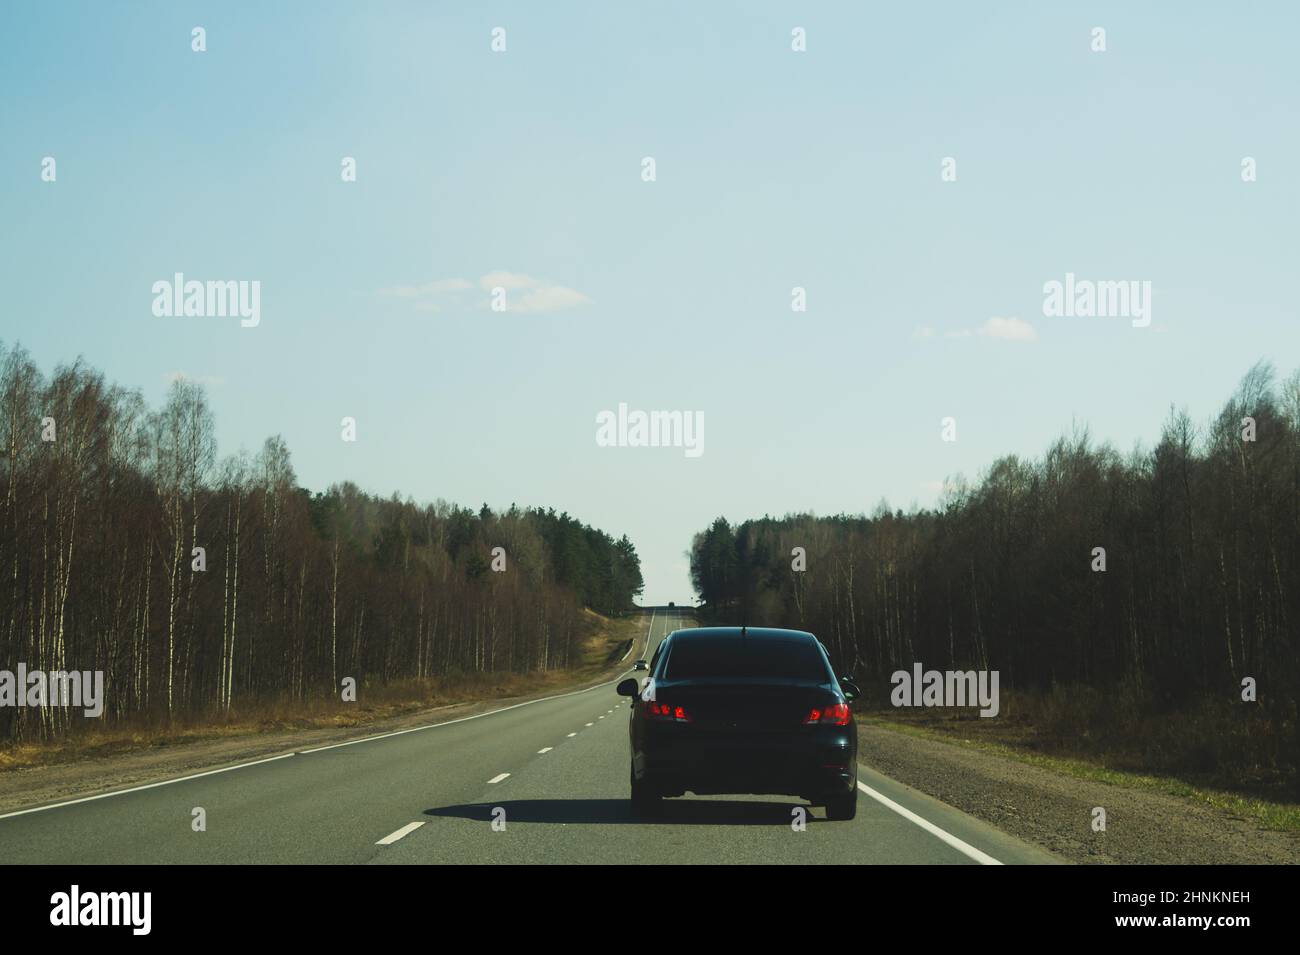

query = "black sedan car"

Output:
[[616, 626, 860, 820]]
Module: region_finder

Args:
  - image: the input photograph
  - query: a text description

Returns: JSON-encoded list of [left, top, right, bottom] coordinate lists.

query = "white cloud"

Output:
[[917, 316, 1037, 342], [511, 285, 593, 313], [478, 271, 541, 291], [977, 316, 1037, 342], [380, 271, 591, 313]]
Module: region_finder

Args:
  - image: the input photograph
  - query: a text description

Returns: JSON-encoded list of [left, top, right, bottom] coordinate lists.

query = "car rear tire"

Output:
[[630, 764, 662, 816], [824, 789, 857, 821]]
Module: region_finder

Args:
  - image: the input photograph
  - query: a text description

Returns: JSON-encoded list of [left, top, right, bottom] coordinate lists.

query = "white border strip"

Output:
[[857, 780, 1003, 865]]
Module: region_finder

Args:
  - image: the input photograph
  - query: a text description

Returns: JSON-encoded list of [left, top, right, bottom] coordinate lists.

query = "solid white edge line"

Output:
[[621, 609, 655, 662], [856, 780, 1003, 865], [643, 609, 658, 658], [0, 752, 297, 821], [487, 773, 510, 784], [375, 821, 425, 845]]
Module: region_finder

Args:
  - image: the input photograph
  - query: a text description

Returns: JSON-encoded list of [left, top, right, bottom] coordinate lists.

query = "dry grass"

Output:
[[0, 608, 642, 772]]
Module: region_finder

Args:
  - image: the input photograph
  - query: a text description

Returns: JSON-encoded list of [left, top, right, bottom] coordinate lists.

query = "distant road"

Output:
[[0, 608, 1057, 864]]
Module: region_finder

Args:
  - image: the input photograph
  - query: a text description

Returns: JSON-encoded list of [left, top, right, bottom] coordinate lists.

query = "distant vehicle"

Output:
[[668, 601, 675, 607], [632, 659, 649, 671], [616, 627, 861, 820]]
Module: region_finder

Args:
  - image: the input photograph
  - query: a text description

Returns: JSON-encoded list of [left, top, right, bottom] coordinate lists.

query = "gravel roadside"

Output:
[[857, 723, 1300, 864]]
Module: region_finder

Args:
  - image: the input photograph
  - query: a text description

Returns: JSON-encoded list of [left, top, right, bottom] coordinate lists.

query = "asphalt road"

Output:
[[0, 608, 1058, 864]]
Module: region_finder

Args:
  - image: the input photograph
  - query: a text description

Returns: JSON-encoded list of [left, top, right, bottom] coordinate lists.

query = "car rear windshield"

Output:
[[665, 638, 831, 681]]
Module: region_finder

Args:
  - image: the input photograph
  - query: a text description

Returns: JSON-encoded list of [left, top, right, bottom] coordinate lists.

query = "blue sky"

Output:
[[2, 2, 1298, 603]]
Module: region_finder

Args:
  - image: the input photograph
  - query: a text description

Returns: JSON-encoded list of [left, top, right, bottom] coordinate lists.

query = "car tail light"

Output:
[[803, 702, 850, 726], [645, 701, 691, 722]]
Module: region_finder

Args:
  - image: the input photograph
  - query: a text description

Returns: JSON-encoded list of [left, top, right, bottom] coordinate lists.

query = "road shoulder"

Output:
[[858, 722, 1300, 864]]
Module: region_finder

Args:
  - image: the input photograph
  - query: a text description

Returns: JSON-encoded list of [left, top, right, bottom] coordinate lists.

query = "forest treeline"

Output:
[[690, 363, 1299, 785], [0, 344, 643, 742]]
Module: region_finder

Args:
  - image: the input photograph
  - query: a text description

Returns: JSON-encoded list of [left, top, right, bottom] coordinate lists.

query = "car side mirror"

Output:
[[616, 678, 639, 697], [840, 678, 860, 702]]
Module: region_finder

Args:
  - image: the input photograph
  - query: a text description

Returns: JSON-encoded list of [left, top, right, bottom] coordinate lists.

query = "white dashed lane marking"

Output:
[[376, 822, 424, 845], [537, 747, 552, 754], [487, 773, 510, 784]]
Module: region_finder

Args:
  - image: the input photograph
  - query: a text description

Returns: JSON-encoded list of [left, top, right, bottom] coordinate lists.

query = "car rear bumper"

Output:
[[643, 766, 856, 799], [634, 725, 856, 798]]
